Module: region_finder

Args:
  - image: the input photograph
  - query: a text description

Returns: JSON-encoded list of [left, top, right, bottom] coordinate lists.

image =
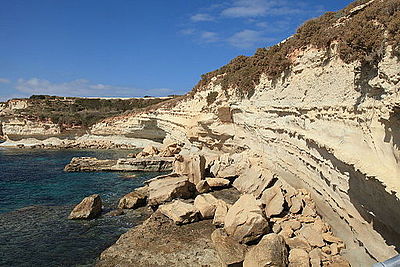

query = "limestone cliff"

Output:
[[90, 0, 400, 264]]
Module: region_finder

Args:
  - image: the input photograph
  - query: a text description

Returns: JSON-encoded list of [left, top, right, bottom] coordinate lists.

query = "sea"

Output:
[[0, 147, 162, 266]]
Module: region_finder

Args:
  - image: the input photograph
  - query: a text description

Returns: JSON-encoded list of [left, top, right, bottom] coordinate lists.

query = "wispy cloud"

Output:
[[0, 78, 11, 84], [15, 78, 173, 98], [200, 31, 219, 43], [228, 29, 275, 49], [191, 13, 214, 22]]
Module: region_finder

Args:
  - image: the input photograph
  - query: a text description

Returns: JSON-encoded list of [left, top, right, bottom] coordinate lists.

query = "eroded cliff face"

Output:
[[90, 45, 400, 263]]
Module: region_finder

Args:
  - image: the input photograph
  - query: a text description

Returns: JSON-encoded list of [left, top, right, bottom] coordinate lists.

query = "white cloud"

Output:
[[179, 28, 196, 35], [191, 13, 214, 22], [15, 78, 173, 98], [0, 78, 11, 84], [228, 29, 274, 49], [200, 31, 219, 43]]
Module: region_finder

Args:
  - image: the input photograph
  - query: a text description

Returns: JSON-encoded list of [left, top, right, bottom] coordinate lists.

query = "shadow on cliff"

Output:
[[306, 140, 400, 254]]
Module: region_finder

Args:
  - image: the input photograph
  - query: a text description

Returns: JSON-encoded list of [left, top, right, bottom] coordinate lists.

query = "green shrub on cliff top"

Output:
[[193, 0, 400, 98]]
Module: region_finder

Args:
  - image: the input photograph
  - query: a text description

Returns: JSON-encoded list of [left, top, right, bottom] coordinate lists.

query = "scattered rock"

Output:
[[211, 229, 246, 266], [194, 193, 218, 219], [322, 233, 343, 244], [309, 248, 321, 267], [64, 157, 117, 172], [205, 178, 230, 188], [158, 200, 200, 225], [299, 225, 325, 247], [328, 255, 350, 267], [68, 194, 102, 220], [224, 194, 269, 243], [148, 175, 196, 206], [285, 236, 312, 251], [289, 248, 310, 267], [261, 183, 285, 217], [290, 194, 303, 214], [213, 199, 231, 227], [243, 233, 288, 267], [196, 180, 210, 194], [233, 165, 275, 197], [118, 186, 148, 209]]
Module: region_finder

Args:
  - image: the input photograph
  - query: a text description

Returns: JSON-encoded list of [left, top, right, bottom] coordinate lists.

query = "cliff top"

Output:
[[192, 0, 400, 98]]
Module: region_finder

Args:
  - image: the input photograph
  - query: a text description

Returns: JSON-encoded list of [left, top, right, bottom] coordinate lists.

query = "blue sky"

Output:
[[0, 0, 353, 101]]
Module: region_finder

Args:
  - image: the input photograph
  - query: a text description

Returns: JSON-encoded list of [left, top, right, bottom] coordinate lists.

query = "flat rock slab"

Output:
[[64, 157, 174, 172], [97, 211, 220, 267]]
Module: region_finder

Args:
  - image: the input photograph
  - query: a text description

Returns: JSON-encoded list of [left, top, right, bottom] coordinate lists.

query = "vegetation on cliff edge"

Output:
[[192, 0, 400, 98]]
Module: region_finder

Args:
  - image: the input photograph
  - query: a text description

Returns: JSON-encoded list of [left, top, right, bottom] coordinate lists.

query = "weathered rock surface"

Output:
[[174, 154, 206, 185], [212, 199, 231, 226], [224, 194, 269, 243], [261, 182, 285, 217], [68, 194, 102, 220], [194, 193, 218, 219], [233, 165, 275, 198], [196, 180, 210, 194], [243, 233, 288, 267], [118, 186, 148, 209], [211, 229, 246, 266], [147, 174, 196, 206], [64, 156, 173, 172], [158, 200, 199, 225], [289, 248, 310, 267], [97, 211, 220, 267], [206, 178, 231, 188]]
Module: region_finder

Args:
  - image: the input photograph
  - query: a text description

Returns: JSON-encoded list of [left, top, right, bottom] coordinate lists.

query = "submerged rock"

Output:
[[68, 194, 102, 220]]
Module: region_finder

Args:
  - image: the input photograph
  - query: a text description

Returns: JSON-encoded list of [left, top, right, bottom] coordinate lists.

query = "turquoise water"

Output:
[[0, 148, 162, 266]]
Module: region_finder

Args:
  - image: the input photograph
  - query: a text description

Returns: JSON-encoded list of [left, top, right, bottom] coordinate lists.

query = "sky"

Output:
[[0, 0, 354, 101]]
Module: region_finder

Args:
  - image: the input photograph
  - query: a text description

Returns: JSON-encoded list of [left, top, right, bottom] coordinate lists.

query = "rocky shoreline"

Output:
[[66, 143, 352, 266]]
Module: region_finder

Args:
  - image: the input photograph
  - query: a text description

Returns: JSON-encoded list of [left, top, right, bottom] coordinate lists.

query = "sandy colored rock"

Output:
[[196, 180, 210, 194], [322, 233, 343, 244], [243, 233, 288, 267], [158, 200, 199, 225], [194, 193, 218, 219], [141, 145, 159, 156], [285, 236, 312, 251], [289, 248, 310, 267], [309, 248, 321, 267], [290, 194, 303, 214], [224, 194, 269, 243], [205, 178, 230, 188], [327, 255, 350, 267], [299, 225, 325, 247], [68, 194, 102, 220], [261, 183, 285, 217], [233, 165, 275, 198], [174, 154, 206, 185], [118, 186, 148, 209], [212, 199, 231, 227], [148, 175, 196, 206], [211, 229, 246, 266]]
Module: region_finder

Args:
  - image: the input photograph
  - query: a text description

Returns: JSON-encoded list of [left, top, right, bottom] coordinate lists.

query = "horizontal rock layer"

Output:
[[90, 46, 400, 264]]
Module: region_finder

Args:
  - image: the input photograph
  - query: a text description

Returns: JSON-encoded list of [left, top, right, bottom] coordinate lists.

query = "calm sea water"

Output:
[[0, 148, 162, 267]]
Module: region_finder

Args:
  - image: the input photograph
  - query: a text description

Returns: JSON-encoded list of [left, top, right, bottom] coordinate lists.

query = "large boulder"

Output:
[[118, 186, 148, 209], [243, 233, 288, 267], [148, 174, 196, 206], [224, 194, 269, 243], [196, 180, 210, 194], [158, 200, 199, 225], [233, 165, 275, 198], [213, 199, 231, 227], [261, 182, 285, 217], [68, 194, 102, 220], [211, 229, 246, 266], [174, 154, 206, 185], [194, 193, 218, 219]]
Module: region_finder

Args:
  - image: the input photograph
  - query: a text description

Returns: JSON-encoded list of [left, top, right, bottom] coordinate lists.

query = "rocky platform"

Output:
[[64, 156, 174, 172]]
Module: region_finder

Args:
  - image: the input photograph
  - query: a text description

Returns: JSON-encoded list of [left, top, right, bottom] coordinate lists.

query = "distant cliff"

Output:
[[0, 95, 173, 139], [90, 0, 400, 264]]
